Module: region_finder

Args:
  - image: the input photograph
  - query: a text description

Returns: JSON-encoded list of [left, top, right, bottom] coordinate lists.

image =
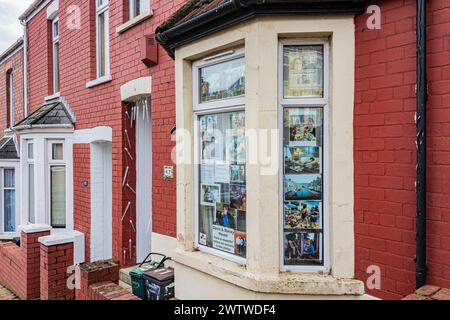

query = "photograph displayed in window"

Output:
[[199, 57, 245, 103], [198, 111, 247, 259], [283, 107, 324, 266], [283, 45, 323, 98], [3, 169, 15, 232]]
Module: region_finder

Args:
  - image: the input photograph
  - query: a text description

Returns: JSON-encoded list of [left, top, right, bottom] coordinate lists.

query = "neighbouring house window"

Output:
[[2, 169, 15, 233], [130, 0, 150, 18], [96, 0, 110, 78], [194, 49, 247, 262], [27, 141, 35, 224], [48, 141, 66, 228], [52, 17, 60, 93], [280, 40, 328, 270], [6, 70, 14, 128]]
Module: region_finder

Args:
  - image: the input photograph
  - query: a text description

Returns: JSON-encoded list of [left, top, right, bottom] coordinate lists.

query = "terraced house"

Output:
[[0, 0, 450, 302]]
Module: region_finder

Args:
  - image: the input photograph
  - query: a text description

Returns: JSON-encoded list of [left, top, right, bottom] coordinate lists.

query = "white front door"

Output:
[[90, 141, 113, 262], [136, 104, 152, 263]]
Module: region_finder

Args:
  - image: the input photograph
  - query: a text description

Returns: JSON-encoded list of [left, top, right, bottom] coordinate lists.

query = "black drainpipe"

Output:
[[416, 0, 427, 289]]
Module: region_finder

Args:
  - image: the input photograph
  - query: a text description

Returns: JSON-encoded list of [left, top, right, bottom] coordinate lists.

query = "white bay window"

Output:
[[48, 141, 66, 228]]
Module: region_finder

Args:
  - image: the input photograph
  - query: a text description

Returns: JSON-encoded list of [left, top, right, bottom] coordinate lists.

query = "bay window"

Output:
[[1, 169, 15, 233], [130, 0, 150, 18], [52, 17, 60, 94], [194, 49, 247, 262], [48, 141, 66, 228], [280, 40, 329, 271], [96, 0, 110, 78]]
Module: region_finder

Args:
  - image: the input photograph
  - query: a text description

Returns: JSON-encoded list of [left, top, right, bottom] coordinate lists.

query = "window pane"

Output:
[[198, 111, 246, 259], [28, 143, 34, 160], [199, 57, 245, 103], [52, 143, 64, 160], [283, 107, 324, 266], [54, 42, 60, 93], [53, 20, 59, 38], [283, 45, 324, 98], [4, 190, 15, 232], [51, 166, 66, 228], [29, 164, 35, 223], [139, 0, 149, 14], [98, 12, 107, 77], [4, 169, 14, 188]]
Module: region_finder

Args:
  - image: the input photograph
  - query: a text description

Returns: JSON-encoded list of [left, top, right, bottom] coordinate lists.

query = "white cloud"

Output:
[[0, 0, 34, 52]]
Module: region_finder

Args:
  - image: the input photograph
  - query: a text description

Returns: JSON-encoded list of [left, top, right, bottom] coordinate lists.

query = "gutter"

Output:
[[415, 0, 427, 289], [156, 0, 367, 57]]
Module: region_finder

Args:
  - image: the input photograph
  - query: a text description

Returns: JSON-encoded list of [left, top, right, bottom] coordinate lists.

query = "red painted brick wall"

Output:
[[26, 0, 183, 265], [40, 242, 74, 300], [0, 46, 24, 130], [355, 0, 450, 299]]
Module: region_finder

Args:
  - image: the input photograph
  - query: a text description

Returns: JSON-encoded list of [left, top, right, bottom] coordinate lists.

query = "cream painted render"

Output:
[[120, 76, 152, 102], [174, 16, 363, 299]]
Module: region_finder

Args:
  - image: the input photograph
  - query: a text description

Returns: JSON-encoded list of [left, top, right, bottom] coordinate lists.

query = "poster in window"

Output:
[[200, 183, 221, 206], [200, 57, 245, 103], [234, 231, 246, 258], [285, 108, 322, 147], [230, 184, 247, 211], [284, 201, 322, 230], [284, 174, 322, 201], [283, 45, 323, 98], [284, 232, 322, 265], [226, 134, 246, 164], [284, 147, 321, 174], [230, 164, 245, 183]]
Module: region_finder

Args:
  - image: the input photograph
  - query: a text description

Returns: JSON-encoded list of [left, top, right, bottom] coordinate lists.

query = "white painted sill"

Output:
[[86, 74, 112, 88], [116, 10, 153, 34], [174, 249, 365, 296], [45, 92, 60, 101]]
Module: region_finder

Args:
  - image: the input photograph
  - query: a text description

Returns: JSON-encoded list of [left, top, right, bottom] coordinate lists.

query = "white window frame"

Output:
[[47, 140, 66, 228], [96, 0, 110, 79], [0, 168, 17, 234], [278, 39, 330, 273], [52, 16, 60, 94], [27, 140, 35, 224], [8, 71, 14, 128], [129, 0, 150, 19], [192, 48, 247, 264]]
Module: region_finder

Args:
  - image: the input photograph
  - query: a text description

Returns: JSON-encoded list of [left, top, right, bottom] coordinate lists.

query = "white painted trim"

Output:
[[21, 0, 51, 23], [73, 126, 112, 144], [19, 223, 51, 234], [95, 1, 110, 79], [120, 76, 152, 102], [136, 105, 152, 262], [46, 0, 58, 20], [0, 164, 20, 234], [44, 92, 61, 101], [86, 74, 112, 88], [90, 142, 112, 262]]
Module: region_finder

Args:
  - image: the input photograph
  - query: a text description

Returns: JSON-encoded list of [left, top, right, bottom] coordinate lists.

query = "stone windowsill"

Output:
[[173, 249, 365, 296], [86, 74, 112, 89], [116, 10, 153, 34]]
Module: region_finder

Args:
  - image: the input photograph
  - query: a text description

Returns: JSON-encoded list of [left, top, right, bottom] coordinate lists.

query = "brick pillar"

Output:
[[75, 260, 119, 300], [39, 241, 75, 300], [21, 226, 51, 299]]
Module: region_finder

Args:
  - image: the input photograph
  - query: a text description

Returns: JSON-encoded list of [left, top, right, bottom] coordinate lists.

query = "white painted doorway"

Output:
[[90, 141, 113, 262], [136, 100, 152, 263]]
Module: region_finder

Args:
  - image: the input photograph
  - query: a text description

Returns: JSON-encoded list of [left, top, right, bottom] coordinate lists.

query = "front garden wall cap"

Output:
[[13, 96, 77, 131], [156, 0, 368, 57]]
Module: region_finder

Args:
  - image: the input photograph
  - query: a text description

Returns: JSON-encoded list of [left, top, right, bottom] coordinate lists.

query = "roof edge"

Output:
[[19, 0, 48, 22], [156, 0, 368, 57], [0, 38, 24, 65]]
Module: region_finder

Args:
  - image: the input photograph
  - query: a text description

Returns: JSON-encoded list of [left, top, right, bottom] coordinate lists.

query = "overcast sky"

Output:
[[0, 0, 34, 52]]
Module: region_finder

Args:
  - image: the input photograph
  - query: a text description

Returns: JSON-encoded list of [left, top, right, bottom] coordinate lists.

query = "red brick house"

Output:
[[0, 0, 184, 300], [0, 0, 449, 301]]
